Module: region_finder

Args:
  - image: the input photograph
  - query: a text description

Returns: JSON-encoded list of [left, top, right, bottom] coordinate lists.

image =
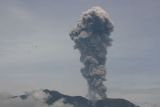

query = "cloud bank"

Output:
[[0, 90, 73, 107]]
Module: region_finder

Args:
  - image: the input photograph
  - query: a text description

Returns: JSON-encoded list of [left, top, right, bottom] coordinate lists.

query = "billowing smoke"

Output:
[[69, 6, 114, 100]]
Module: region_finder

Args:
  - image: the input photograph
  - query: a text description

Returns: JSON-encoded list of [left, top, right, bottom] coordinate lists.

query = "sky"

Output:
[[0, 0, 160, 106]]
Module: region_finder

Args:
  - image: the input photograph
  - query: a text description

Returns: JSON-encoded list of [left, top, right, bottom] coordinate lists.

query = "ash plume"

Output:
[[69, 6, 114, 100]]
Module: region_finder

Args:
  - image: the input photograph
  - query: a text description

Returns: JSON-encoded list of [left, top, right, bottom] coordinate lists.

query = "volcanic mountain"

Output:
[[12, 89, 139, 107]]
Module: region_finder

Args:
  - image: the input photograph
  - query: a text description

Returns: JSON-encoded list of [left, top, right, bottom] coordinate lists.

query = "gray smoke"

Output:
[[69, 6, 114, 100]]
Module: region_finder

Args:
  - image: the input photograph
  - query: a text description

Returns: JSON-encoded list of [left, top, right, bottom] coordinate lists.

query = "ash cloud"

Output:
[[69, 6, 114, 100]]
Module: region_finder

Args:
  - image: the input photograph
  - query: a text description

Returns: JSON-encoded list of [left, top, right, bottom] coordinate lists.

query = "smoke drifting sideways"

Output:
[[69, 6, 114, 100]]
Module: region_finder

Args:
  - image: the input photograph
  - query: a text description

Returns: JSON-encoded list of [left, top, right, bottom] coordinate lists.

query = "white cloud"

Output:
[[0, 90, 73, 107]]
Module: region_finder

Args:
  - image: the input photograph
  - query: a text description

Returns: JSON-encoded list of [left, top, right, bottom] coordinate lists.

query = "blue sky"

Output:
[[0, 0, 160, 106]]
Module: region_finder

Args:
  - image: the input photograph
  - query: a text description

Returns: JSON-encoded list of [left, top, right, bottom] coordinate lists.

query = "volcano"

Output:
[[12, 89, 139, 107]]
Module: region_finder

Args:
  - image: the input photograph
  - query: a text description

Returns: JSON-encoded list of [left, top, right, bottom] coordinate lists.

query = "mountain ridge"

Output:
[[12, 89, 139, 107]]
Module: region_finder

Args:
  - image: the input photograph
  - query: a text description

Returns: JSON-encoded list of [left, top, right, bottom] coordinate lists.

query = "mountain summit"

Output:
[[12, 89, 139, 107]]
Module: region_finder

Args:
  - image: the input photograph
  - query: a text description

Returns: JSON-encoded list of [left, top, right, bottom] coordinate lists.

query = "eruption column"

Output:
[[69, 7, 114, 100]]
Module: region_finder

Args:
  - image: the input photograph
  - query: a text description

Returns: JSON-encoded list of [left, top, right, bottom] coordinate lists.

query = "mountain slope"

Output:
[[11, 89, 139, 107], [44, 89, 139, 107]]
